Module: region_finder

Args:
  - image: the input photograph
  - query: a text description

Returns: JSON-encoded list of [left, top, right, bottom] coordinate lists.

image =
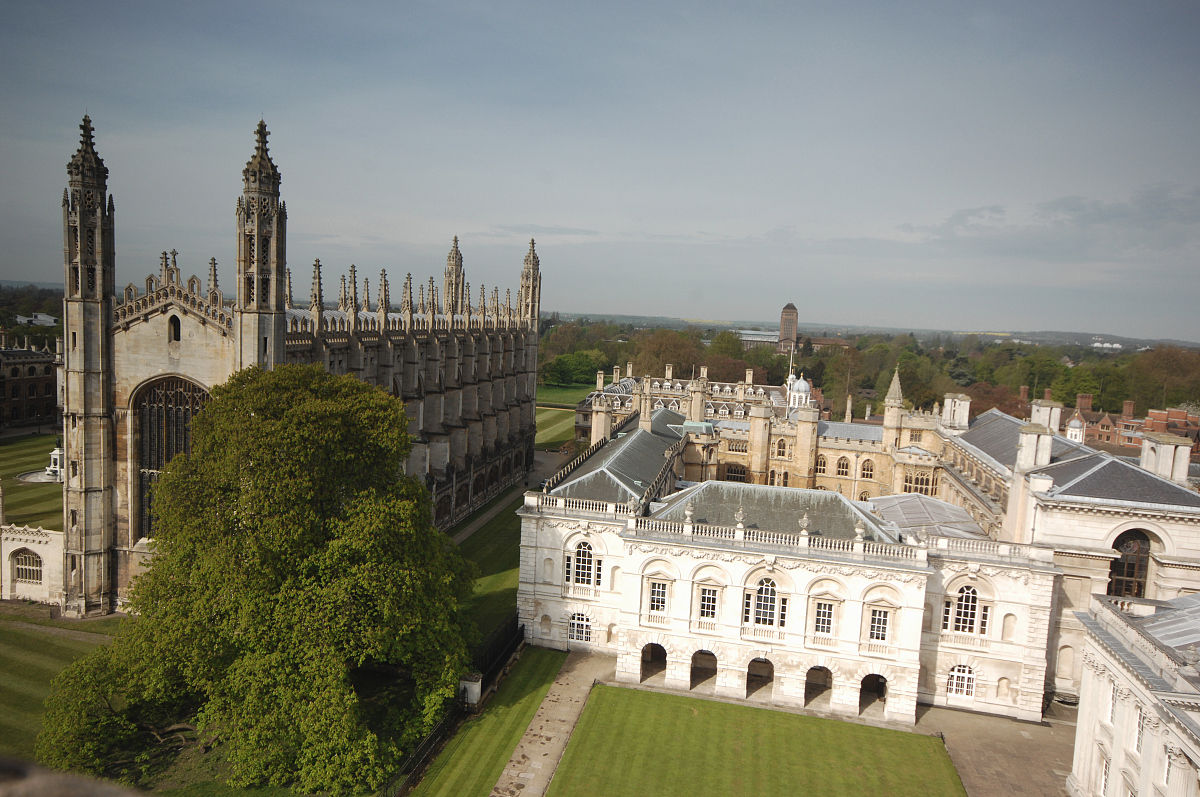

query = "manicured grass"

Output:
[[548, 687, 966, 797], [535, 407, 576, 450], [0, 433, 63, 529], [536, 384, 593, 408], [0, 622, 108, 761], [459, 497, 523, 637], [409, 647, 567, 797]]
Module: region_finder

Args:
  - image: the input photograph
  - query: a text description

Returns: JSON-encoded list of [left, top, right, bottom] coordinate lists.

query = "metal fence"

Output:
[[378, 612, 525, 796]]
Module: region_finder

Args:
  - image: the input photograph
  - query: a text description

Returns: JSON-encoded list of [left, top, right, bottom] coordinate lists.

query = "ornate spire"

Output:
[[310, 259, 324, 309], [417, 283, 426, 316], [401, 273, 413, 314], [349, 265, 359, 309], [285, 268, 293, 310], [242, 120, 280, 194], [885, 366, 904, 407], [361, 274, 370, 313], [444, 236, 464, 316], [208, 258, 219, 292], [67, 115, 108, 186], [519, 238, 541, 324], [338, 274, 348, 311], [378, 269, 390, 314]]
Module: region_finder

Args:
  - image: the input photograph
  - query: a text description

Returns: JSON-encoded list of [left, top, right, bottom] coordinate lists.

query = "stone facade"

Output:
[[0, 335, 59, 431], [1068, 594, 1200, 797], [58, 117, 541, 615]]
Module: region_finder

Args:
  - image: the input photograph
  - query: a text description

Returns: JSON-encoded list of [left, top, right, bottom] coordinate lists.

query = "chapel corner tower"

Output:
[[519, 238, 541, 330], [235, 120, 287, 368], [62, 114, 118, 615]]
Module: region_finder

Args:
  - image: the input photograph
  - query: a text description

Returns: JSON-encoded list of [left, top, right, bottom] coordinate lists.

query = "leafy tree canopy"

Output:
[[38, 365, 476, 794]]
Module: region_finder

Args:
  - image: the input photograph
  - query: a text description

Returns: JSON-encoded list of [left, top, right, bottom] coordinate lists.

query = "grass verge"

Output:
[[409, 647, 567, 797], [458, 497, 523, 637], [547, 686, 966, 797], [535, 407, 576, 450], [0, 433, 63, 529], [0, 621, 109, 761]]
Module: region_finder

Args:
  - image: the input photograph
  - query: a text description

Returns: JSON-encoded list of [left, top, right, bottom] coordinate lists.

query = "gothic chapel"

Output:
[[59, 117, 541, 615]]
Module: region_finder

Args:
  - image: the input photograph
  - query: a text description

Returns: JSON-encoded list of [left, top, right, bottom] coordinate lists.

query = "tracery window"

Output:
[[134, 377, 209, 539], [860, 459, 874, 480], [815, 455, 826, 475], [725, 464, 747, 483], [1108, 530, 1151, 599], [947, 665, 975, 696], [776, 439, 787, 457], [836, 457, 850, 476], [13, 550, 42, 583], [903, 470, 937, 496]]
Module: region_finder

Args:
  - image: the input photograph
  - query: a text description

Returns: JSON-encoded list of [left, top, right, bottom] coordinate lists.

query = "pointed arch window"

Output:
[[13, 550, 42, 583], [776, 439, 788, 458], [836, 457, 850, 476], [815, 455, 826, 475], [860, 459, 874, 480]]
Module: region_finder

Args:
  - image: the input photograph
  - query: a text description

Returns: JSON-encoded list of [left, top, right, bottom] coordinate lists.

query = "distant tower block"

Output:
[[778, 302, 798, 353]]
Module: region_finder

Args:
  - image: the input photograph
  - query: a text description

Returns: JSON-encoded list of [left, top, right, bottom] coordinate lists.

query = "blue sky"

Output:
[[2, 1, 1198, 340]]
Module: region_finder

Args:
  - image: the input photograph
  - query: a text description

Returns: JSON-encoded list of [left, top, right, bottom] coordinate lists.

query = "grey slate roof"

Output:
[[1139, 594, 1200, 655], [651, 481, 896, 542], [551, 409, 683, 503], [1038, 455, 1200, 509], [870, 494, 986, 539], [817, 421, 882, 442], [958, 409, 1091, 470]]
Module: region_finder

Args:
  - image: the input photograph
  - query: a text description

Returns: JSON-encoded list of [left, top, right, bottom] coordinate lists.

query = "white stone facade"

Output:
[[1069, 594, 1200, 797], [517, 422, 1055, 724], [2, 524, 64, 604]]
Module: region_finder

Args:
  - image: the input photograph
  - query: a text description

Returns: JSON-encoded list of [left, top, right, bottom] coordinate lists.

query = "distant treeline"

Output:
[[539, 318, 1200, 418], [0, 284, 63, 348]]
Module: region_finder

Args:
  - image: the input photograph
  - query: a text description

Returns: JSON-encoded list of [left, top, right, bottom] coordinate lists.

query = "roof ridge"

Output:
[[1044, 454, 1109, 495]]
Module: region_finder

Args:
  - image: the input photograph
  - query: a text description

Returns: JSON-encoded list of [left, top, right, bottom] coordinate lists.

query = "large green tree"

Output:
[[38, 365, 476, 794]]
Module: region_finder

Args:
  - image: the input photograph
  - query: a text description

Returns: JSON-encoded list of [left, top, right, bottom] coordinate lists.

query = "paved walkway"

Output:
[[491, 652, 615, 797], [451, 449, 571, 545], [915, 700, 1077, 797]]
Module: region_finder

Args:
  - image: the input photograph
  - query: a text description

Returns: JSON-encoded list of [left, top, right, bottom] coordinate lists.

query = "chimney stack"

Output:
[[1077, 394, 1093, 413]]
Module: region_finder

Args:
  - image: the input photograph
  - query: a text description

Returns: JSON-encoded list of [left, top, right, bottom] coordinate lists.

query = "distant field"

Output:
[[547, 686, 966, 797], [536, 384, 592, 407], [409, 647, 566, 797], [0, 433, 62, 529], [536, 408, 575, 450]]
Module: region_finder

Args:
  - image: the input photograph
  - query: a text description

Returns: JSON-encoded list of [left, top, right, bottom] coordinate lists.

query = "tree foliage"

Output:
[[38, 365, 476, 794]]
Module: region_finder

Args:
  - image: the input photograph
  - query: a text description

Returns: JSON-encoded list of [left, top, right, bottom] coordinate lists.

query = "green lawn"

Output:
[[536, 384, 593, 408], [548, 687, 966, 797], [0, 622, 109, 761], [0, 433, 63, 529], [535, 407, 576, 450], [459, 497, 523, 637], [409, 647, 566, 797]]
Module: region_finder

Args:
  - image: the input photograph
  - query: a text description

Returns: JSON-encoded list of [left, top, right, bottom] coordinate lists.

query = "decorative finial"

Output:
[[854, 523, 865, 541], [684, 501, 694, 523], [734, 504, 745, 529], [255, 120, 269, 155], [799, 512, 809, 533], [80, 115, 96, 149]]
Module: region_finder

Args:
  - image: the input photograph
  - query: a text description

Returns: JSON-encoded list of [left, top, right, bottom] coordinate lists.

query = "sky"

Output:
[[2, 1, 1198, 341]]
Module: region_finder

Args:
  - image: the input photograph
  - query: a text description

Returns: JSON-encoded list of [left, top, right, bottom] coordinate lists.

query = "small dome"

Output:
[[1067, 417, 1084, 429], [789, 376, 811, 394]]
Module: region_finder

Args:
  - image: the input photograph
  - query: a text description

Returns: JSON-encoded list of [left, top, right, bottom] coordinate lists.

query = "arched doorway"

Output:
[[690, 650, 718, 691], [859, 674, 887, 716], [1108, 530, 1152, 598], [746, 657, 774, 699], [804, 666, 833, 710], [641, 643, 667, 683]]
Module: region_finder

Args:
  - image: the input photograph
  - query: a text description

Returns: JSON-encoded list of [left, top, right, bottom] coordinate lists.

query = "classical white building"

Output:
[[1069, 593, 1200, 797], [518, 407, 1056, 724]]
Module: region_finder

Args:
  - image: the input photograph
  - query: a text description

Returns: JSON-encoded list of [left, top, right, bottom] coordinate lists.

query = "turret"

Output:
[[444, 237, 465, 317], [234, 120, 287, 367], [883, 367, 904, 446], [519, 239, 541, 330], [62, 116, 117, 615]]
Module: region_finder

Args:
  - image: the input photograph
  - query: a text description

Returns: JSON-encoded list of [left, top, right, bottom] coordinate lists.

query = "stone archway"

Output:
[[690, 650, 718, 692], [746, 657, 774, 699], [804, 666, 833, 710], [641, 643, 667, 683], [859, 674, 887, 717]]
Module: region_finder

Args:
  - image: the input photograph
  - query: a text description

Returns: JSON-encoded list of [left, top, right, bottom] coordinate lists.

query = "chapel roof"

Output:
[[550, 408, 683, 503]]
